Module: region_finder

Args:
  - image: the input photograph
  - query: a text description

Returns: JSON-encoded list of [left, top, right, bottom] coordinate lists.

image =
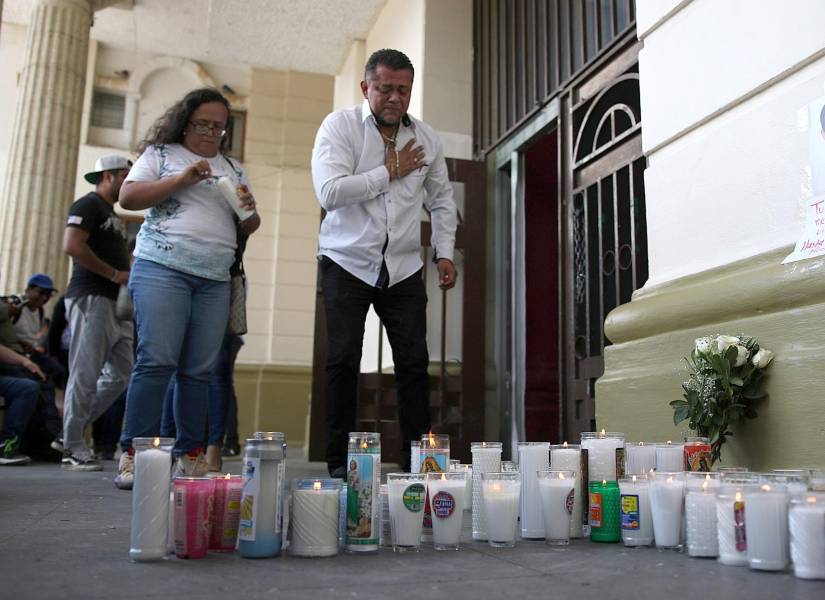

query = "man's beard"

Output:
[[374, 110, 401, 128]]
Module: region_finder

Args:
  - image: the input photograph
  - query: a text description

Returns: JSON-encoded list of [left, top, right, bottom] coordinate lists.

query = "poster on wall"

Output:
[[783, 95, 825, 264]]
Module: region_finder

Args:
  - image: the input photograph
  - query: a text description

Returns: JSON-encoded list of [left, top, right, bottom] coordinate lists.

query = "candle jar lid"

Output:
[[649, 471, 686, 482], [760, 471, 809, 491], [244, 437, 285, 460], [517, 441, 550, 446], [254, 431, 286, 442], [348, 431, 381, 451], [132, 437, 174, 451], [716, 466, 749, 473], [471, 441, 502, 449], [294, 478, 342, 491], [745, 480, 789, 496], [717, 475, 760, 497], [549, 443, 581, 450], [580, 431, 624, 440], [790, 492, 825, 507], [425, 471, 468, 483]]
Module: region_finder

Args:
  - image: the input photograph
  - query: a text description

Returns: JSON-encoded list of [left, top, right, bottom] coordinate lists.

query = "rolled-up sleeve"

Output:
[[311, 114, 390, 212], [423, 139, 457, 262]]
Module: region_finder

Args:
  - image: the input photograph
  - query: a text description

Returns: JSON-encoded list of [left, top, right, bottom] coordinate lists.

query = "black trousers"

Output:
[[321, 257, 431, 473]]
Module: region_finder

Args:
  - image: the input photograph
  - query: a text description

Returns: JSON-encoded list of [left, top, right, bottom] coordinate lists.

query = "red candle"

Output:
[[210, 474, 243, 552]]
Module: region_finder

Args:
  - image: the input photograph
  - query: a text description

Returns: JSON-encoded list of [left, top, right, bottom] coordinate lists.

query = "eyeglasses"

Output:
[[189, 120, 226, 138]]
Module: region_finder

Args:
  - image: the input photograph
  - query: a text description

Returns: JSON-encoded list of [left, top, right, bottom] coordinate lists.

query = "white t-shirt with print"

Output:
[[126, 143, 251, 281]]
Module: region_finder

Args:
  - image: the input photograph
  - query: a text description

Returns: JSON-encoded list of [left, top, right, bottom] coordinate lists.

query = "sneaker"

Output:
[[50, 437, 64, 453], [61, 449, 103, 472], [114, 450, 134, 490], [173, 449, 209, 478], [0, 437, 31, 466]]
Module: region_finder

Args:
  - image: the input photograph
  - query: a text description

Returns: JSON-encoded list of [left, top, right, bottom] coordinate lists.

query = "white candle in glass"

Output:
[[129, 437, 173, 562], [581, 431, 625, 482], [518, 442, 550, 539], [426, 472, 466, 550], [715, 476, 759, 566], [550, 443, 584, 538], [388, 474, 426, 552], [789, 493, 825, 580], [744, 481, 790, 571], [471, 442, 502, 541], [649, 471, 685, 549], [291, 480, 340, 557], [625, 442, 657, 475], [455, 464, 473, 511], [655, 441, 684, 472], [482, 473, 520, 548], [537, 470, 576, 545], [685, 473, 720, 557], [410, 441, 421, 474], [618, 476, 652, 546]]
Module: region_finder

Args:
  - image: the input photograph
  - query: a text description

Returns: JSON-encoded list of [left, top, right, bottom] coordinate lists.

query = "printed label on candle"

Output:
[[346, 452, 380, 545], [590, 491, 603, 528], [734, 500, 747, 552], [620, 494, 640, 530], [566, 489, 575, 515], [684, 445, 712, 472], [615, 447, 626, 480], [432, 491, 456, 519], [581, 449, 590, 526], [402, 484, 425, 512], [239, 457, 261, 541]]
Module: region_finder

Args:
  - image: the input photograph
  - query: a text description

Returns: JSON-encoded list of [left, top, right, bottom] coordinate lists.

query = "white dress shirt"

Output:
[[311, 100, 457, 287]]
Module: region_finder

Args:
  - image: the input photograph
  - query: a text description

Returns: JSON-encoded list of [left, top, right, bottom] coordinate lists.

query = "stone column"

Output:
[[0, 0, 92, 294]]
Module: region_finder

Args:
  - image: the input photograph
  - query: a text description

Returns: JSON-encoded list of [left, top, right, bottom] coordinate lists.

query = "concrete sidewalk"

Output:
[[1, 456, 823, 600]]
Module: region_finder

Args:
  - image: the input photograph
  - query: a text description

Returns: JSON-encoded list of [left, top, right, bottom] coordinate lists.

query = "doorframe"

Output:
[[489, 99, 561, 456]]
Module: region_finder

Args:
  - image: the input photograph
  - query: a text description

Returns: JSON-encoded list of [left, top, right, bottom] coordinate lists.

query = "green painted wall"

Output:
[[597, 246, 825, 470]]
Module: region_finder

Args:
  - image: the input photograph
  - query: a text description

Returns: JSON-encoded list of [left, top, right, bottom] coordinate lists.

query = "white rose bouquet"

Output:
[[670, 335, 774, 462]]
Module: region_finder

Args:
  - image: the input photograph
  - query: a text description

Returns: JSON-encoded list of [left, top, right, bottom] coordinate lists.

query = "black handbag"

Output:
[[227, 224, 249, 335]]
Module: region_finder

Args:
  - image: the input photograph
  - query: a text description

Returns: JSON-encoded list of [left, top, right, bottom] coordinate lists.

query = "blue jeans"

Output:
[[0, 375, 40, 444], [120, 259, 230, 455], [160, 334, 243, 446]]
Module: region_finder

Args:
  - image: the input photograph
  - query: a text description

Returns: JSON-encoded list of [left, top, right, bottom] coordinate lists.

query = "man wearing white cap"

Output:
[[61, 155, 134, 471]]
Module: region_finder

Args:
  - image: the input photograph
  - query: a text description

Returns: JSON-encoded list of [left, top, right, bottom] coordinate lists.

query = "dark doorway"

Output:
[[523, 131, 561, 442]]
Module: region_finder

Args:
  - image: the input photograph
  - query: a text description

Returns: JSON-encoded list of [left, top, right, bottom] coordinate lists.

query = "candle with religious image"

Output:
[[683, 436, 712, 472], [426, 471, 467, 550], [419, 433, 449, 540], [344, 432, 381, 553], [715, 474, 759, 566]]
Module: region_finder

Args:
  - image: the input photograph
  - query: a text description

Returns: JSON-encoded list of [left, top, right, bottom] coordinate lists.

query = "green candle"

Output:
[[589, 480, 621, 542]]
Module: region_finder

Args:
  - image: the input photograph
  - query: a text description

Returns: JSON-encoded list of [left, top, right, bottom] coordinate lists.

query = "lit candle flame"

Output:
[[602, 479, 607, 485], [735, 491, 743, 502], [361, 440, 368, 450], [313, 481, 322, 491], [667, 476, 673, 483], [559, 473, 566, 480], [225, 473, 231, 480], [702, 480, 709, 491], [441, 473, 446, 481], [428, 430, 436, 448], [761, 484, 771, 492], [666, 440, 672, 445], [599, 429, 606, 438], [632, 475, 637, 483], [492, 483, 502, 493], [639, 441, 645, 446], [153, 436, 160, 448], [563, 441, 568, 447], [807, 496, 817, 505]]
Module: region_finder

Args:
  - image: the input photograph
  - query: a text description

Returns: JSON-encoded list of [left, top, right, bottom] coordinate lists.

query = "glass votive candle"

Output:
[[581, 431, 625, 482], [770, 470, 811, 494], [810, 469, 825, 492], [387, 473, 426, 552], [471, 442, 502, 541], [455, 464, 473, 511], [411, 440, 421, 473], [618, 475, 653, 547], [685, 472, 721, 557], [501, 460, 517, 472], [537, 470, 576, 545], [550, 443, 584, 539], [481, 472, 521, 548], [683, 436, 712, 472], [789, 493, 825, 580], [649, 471, 686, 550], [129, 437, 174, 562], [744, 477, 791, 571], [449, 459, 461, 471], [379, 483, 391, 548], [209, 473, 243, 552], [425, 471, 467, 550], [588, 479, 621, 543], [625, 441, 657, 475], [172, 476, 213, 559], [715, 474, 759, 566], [716, 466, 749, 474], [518, 442, 550, 539], [654, 441, 684, 473], [290, 478, 341, 558]]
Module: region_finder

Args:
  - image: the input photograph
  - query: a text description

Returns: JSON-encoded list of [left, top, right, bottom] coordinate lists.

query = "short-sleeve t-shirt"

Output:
[[65, 192, 130, 300], [125, 144, 250, 282]]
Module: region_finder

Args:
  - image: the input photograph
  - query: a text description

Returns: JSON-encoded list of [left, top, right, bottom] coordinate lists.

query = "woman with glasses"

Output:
[[116, 88, 260, 487]]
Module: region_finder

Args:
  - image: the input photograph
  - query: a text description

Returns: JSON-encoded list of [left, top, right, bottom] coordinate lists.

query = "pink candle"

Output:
[[173, 477, 213, 559], [210, 474, 243, 552]]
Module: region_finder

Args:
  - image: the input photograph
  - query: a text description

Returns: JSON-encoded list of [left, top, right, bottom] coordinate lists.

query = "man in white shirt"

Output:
[[311, 49, 457, 477]]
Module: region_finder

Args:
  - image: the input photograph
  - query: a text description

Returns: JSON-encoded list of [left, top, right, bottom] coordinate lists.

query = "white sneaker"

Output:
[[173, 451, 209, 478], [114, 451, 134, 490]]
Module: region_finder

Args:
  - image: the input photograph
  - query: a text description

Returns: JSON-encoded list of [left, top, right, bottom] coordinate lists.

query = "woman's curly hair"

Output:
[[137, 87, 231, 154]]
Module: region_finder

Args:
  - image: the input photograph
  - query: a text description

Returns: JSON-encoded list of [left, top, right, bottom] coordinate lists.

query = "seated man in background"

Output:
[[11, 274, 66, 387], [0, 343, 46, 465]]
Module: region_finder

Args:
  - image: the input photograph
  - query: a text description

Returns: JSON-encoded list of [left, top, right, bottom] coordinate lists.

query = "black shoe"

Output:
[[96, 448, 115, 461], [0, 436, 31, 465], [222, 444, 241, 459], [329, 465, 346, 480], [61, 450, 103, 472]]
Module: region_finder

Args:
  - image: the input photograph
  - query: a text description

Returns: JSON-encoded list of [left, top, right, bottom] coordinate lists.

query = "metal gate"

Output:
[[561, 39, 647, 440]]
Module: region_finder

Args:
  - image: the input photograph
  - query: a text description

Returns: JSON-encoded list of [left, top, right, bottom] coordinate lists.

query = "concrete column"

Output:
[[0, 0, 92, 293]]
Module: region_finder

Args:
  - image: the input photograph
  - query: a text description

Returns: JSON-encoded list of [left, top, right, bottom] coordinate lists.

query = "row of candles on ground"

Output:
[[127, 430, 825, 581]]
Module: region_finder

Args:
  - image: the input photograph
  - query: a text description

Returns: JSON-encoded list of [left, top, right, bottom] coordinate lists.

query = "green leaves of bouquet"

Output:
[[670, 335, 774, 462]]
